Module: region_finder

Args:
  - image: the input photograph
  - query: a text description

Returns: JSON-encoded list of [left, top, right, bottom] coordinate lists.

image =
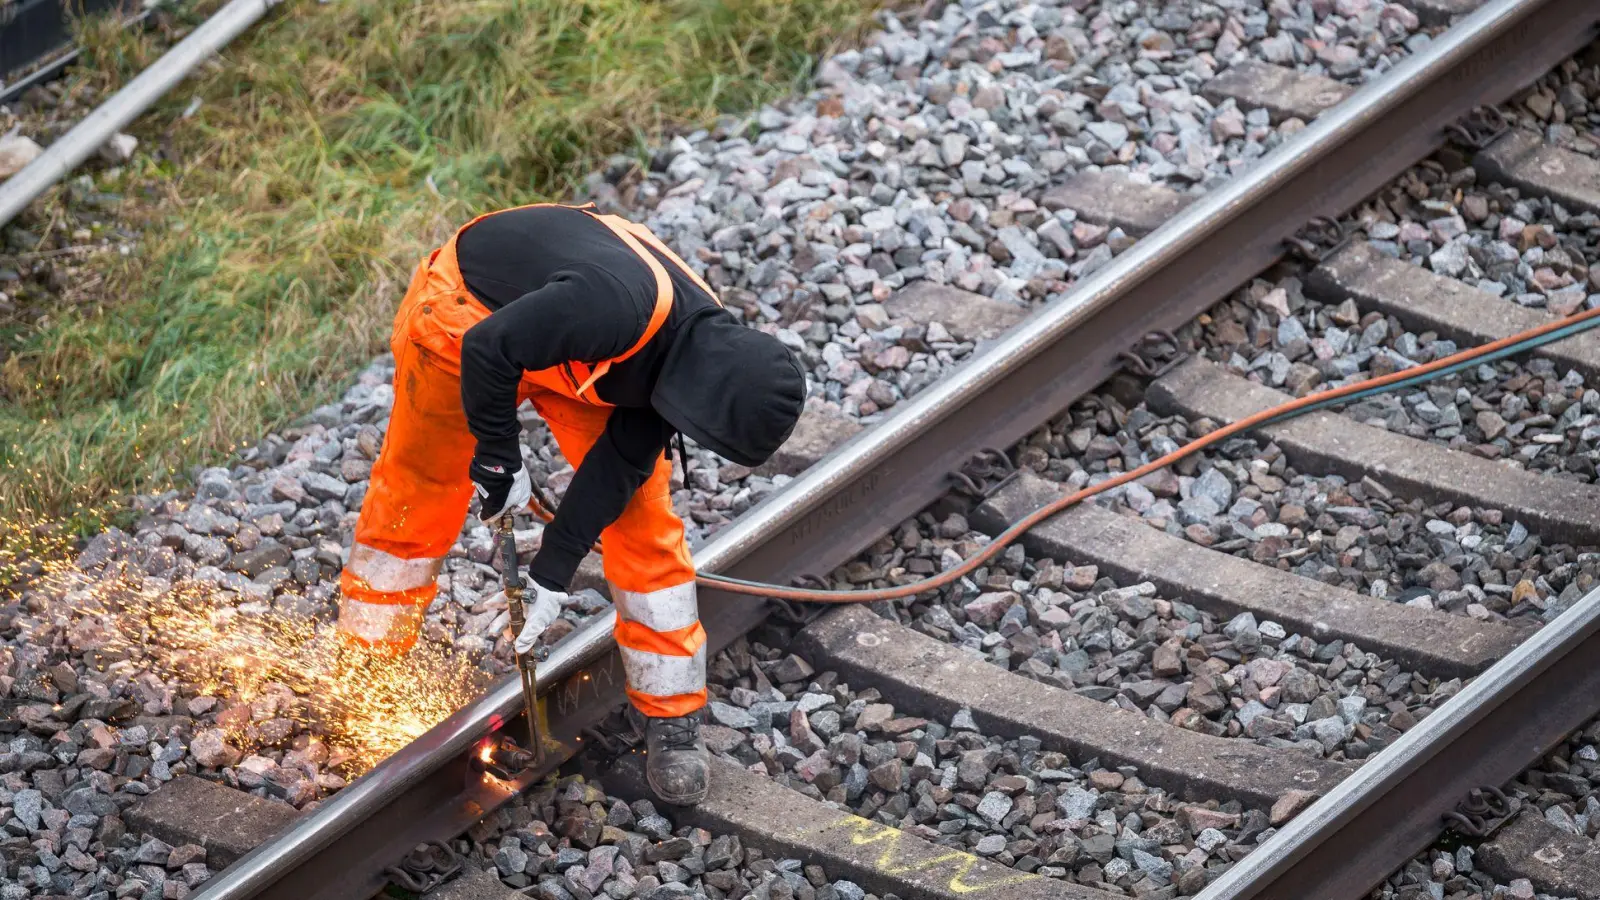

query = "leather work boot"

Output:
[[645, 711, 710, 806]]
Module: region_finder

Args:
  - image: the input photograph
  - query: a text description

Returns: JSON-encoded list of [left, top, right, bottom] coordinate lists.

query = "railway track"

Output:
[[17, 0, 1600, 899]]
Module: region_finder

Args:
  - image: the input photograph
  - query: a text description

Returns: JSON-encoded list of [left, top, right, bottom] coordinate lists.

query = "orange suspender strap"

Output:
[[573, 213, 675, 399], [618, 221, 723, 308]]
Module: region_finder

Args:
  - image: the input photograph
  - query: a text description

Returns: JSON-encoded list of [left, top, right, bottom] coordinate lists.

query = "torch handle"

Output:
[[498, 518, 543, 762], [500, 518, 523, 593]]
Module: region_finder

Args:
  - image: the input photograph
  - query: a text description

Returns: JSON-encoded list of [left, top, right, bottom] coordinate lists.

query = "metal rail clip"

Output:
[[1446, 106, 1510, 151], [385, 841, 463, 894], [1284, 216, 1351, 265], [770, 577, 832, 626], [1116, 330, 1188, 379], [1443, 786, 1522, 839], [948, 447, 1020, 500]]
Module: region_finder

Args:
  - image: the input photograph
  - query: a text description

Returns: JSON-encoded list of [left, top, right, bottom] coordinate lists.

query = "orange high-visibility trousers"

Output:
[[338, 205, 709, 718]]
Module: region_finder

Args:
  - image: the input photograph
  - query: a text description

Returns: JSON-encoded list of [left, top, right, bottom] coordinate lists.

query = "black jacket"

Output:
[[457, 206, 804, 591]]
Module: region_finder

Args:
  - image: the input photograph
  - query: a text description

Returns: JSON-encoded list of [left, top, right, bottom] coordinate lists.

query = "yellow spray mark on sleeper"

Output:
[[832, 816, 1040, 894]]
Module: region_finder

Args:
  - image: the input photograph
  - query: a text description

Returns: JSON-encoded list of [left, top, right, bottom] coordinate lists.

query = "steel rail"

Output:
[[1195, 585, 1600, 900], [192, 0, 1600, 897]]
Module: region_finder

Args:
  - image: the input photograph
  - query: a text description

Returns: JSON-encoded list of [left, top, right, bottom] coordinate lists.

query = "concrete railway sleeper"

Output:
[[14, 1, 1600, 899]]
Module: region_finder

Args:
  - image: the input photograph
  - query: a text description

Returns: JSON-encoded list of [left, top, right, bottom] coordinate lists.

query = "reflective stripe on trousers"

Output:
[[613, 581, 706, 717], [337, 542, 442, 653]]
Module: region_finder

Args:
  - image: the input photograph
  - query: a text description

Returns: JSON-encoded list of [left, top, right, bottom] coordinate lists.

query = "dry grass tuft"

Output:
[[1, 0, 879, 520]]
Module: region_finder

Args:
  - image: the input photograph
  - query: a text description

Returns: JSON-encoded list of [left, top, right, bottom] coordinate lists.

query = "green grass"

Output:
[[0, 0, 878, 521]]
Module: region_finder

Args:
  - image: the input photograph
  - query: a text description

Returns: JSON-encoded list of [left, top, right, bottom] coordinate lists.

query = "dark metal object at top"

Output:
[[499, 521, 522, 593], [188, 2, 1600, 898], [765, 596, 823, 628], [759, 575, 831, 628], [1444, 786, 1521, 839], [578, 723, 631, 757]]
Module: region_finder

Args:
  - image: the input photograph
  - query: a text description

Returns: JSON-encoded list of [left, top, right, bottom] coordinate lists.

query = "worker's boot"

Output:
[[645, 710, 709, 806]]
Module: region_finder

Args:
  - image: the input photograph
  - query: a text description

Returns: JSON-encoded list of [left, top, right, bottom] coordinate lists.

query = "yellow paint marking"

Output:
[[829, 816, 1039, 894]]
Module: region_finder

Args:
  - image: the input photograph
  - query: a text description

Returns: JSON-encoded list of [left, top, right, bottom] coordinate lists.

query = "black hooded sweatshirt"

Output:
[[456, 206, 804, 592]]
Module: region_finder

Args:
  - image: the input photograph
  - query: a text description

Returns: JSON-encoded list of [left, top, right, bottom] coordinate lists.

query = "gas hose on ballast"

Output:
[[519, 302, 1600, 605]]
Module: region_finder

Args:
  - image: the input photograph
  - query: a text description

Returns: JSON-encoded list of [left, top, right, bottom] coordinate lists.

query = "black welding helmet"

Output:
[[651, 308, 806, 467]]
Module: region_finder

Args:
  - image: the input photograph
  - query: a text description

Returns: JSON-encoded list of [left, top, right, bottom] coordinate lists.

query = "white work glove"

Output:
[[470, 460, 533, 525], [510, 582, 566, 655]]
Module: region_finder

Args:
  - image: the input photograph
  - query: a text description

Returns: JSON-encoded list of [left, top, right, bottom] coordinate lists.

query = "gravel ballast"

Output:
[[0, 1, 1462, 895], [697, 635, 1266, 898]]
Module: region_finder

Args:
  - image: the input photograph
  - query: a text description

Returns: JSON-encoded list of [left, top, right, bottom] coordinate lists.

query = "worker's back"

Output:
[[455, 205, 722, 406]]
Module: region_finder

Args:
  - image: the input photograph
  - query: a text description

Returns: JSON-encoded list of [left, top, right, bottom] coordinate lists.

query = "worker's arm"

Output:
[[527, 407, 674, 591], [460, 265, 647, 470]]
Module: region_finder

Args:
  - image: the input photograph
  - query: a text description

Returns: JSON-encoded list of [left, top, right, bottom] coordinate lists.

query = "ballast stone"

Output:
[[0, 135, 42, 178]]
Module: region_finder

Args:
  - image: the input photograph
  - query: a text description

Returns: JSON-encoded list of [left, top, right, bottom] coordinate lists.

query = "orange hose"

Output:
[[524, 302, 1600, 603]]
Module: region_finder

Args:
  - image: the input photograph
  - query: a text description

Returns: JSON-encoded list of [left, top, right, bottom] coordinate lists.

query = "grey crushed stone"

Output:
[[700, 635, 1269, 897], [1, 1, 1451, 896]]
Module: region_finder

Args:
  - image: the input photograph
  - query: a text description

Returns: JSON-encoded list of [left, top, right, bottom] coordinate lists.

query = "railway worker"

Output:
[[336, 202, 806, 806]]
